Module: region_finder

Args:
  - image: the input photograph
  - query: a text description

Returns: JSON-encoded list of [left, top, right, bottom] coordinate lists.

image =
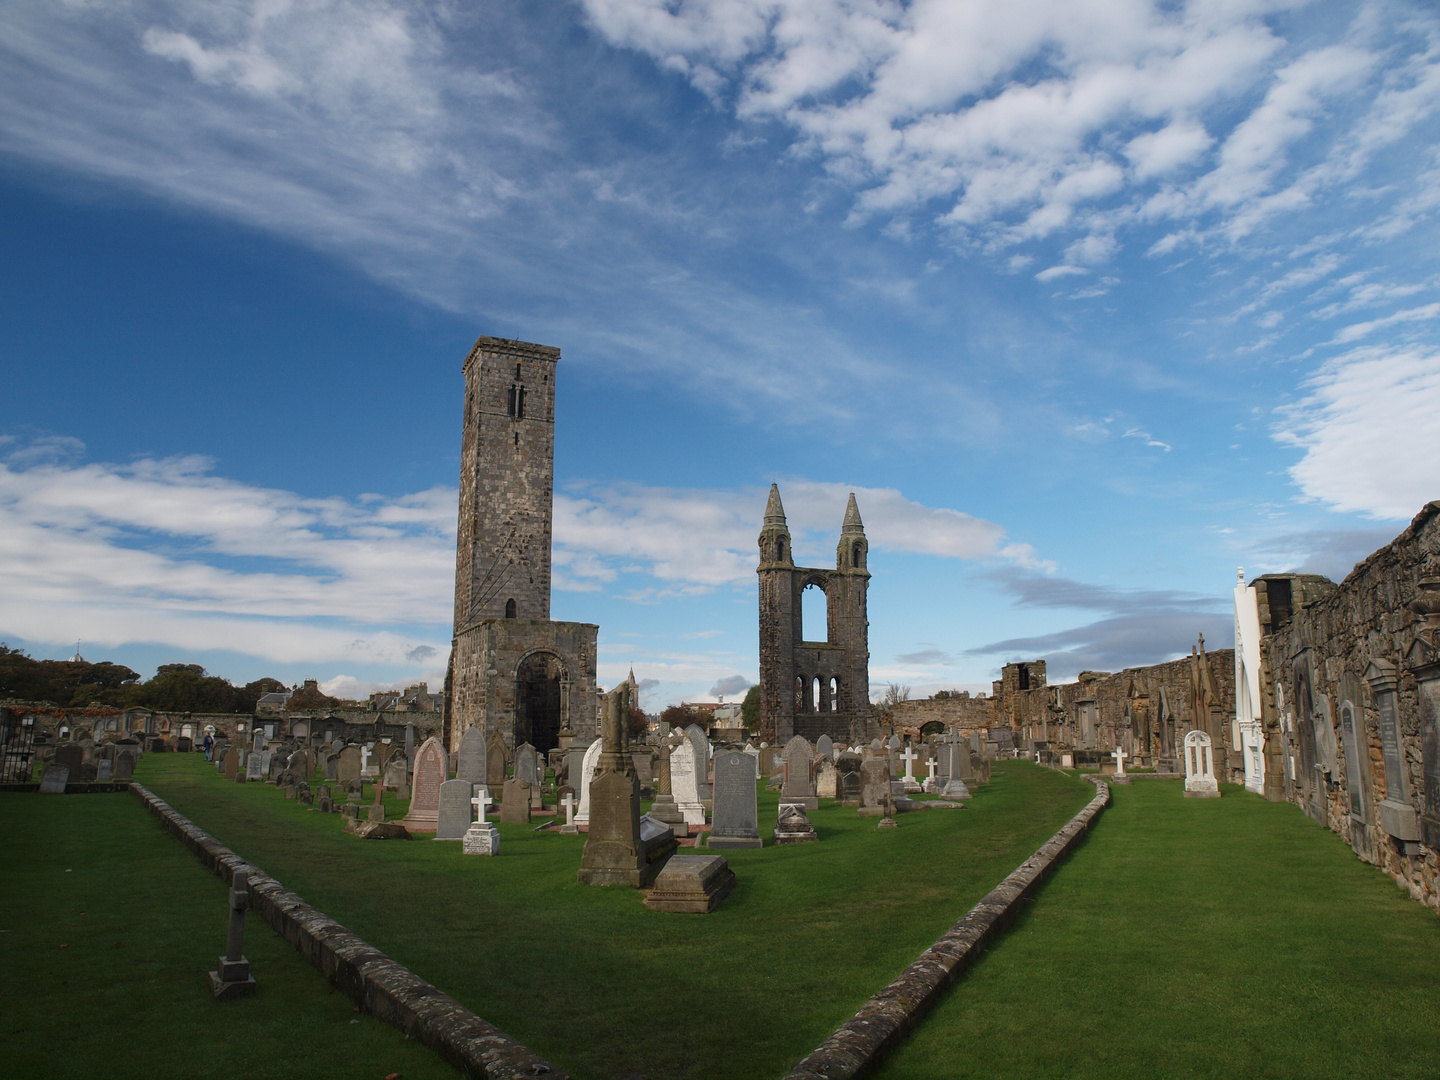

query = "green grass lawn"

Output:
[[130, 754, 1093, 1080], [0, 788, 461, 1080], [873, 779, 1440, 1080]]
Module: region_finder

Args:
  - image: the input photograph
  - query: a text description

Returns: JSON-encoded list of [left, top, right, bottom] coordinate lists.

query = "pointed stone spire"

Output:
[[841, 492, 864, 533], [764, 483, 787, 526]]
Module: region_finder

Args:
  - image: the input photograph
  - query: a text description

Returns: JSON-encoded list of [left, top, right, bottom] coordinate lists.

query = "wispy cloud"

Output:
[[1274, 344, 1440, 519]]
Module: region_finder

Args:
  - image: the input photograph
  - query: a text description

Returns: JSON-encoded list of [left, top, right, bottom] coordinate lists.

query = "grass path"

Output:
[[874, 779, 1440, 1080], [0, 789, 460, 1080], [134, 755, 1092, 1080]]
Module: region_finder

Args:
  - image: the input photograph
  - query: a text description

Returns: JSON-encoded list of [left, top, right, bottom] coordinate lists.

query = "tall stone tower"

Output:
[[454, 336, 556, 625], [448, 335, 598, 756], [756, 485, 872, 745]]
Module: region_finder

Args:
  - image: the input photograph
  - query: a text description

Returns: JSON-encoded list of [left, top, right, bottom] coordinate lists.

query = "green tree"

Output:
[[124, 664, 247, 713], [740, 684, 761, 731]]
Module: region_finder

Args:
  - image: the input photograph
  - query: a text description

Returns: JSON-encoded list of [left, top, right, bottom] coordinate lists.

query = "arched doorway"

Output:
[[516, 652, 564, 753]]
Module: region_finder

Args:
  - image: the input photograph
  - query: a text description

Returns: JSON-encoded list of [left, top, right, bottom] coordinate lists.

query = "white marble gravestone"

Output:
[[670, 738, 707, 827], [574, 738, 603, 829], [684, 724, 711, 799], [462, 786, 499, 855], [1183, 730, 1220, 798]]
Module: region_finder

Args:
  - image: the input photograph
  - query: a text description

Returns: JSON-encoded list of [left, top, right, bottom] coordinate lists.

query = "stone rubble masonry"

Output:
[[782, 777, 1111, 1080], [1262, 501, 1440, 911], [129, 782, 567, 1080]]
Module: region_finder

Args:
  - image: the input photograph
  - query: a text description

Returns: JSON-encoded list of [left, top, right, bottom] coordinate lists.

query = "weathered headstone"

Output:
[[456, 726, 485, 784], [400, 737, 447, 832], [837, 751, 864, 805], [781, 735, 818, 810], [580, 684, 676, 887], [436, 779, 474, 840], [96, 758, 113, 782], [246, 750, 271, 781], [336, 746, 361, 787], [324, 753, 339, 782], [501, 777, 532, 823], [643, 854, 735, 913], [775, 802, 818, 844], [858, 757, 890, 815], [708, 750, 761, 849], [115, 747, 136, 781], [816, 757, 838, 799], [1183, 729, 1220, 798], [39, 765, 68, 794], [383, 756, 409, 800], [670, 738, 707, 828], [515, 743, 539, 788], [54, 743, 83, 777], [816, 733, 834, 760], [485, 730, 507, 788]]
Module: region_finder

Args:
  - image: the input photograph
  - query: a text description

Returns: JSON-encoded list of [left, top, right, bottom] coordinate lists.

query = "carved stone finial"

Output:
[[1237, 566, 1245, 584]]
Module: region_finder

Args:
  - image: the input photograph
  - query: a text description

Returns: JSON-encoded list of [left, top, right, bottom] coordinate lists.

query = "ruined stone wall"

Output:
[[1262, 502, 1440, 910], [999, 652, 1235, 766], [889, 696, 996, 736]]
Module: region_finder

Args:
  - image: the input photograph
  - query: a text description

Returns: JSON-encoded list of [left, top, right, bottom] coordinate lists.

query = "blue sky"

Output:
[[1, 0, 1437, 709]]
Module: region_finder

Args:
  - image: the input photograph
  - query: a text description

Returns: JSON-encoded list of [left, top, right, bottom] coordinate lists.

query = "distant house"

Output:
[[256, 690, 293, 713]]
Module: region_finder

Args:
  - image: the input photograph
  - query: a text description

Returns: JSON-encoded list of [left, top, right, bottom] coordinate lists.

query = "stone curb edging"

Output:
[[129, 783, 567, 1080], [782, 776, 1112, 1080]]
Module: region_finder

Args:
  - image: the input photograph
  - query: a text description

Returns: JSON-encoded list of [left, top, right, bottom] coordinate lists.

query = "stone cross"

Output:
[[900, 743, 918, 782], [561, 792, 576, 827], [471, 786, 490, 826], [1111, 746, 1128, 777], [360, 745, 371, 775], [926, 759, 937, 783], [209, 871, 256, 1000]]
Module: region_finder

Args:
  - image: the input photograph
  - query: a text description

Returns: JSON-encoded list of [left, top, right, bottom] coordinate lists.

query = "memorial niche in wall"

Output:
[[515, 651, 564, 754]]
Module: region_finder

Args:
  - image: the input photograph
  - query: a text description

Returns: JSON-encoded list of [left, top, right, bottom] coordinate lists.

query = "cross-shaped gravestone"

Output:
[[926, 759, 937, 783], [900, 743, 918, 782], [1111, 746, 1128, 777], [559, 791, 579, 834], [360, 745, 371, 774], [471, 786, 490, 825]]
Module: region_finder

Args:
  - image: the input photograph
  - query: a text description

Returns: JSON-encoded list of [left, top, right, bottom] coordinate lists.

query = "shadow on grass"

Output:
[[136, 755, 1092, 1080]]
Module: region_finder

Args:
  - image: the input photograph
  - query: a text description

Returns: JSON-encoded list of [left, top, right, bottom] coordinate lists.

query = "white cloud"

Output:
[[1331, 302, 1440, 344], [553, 477, 1047, 594], [1274, 345, 1440, 519]]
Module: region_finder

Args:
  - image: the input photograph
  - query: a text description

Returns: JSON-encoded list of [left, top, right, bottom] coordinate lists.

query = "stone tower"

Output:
[[448, 335, 598, 757], [454, 336, 556, 625], [757, 485, 872, 745]]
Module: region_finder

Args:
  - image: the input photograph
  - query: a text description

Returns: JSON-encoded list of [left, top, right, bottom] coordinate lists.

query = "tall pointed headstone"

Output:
[[400, 737, 448, 832], [456, 725, 485, 784]]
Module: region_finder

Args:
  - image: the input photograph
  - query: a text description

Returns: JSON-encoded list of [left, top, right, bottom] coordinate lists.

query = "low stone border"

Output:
[[129, 783, 566, 1080], [0, 781, 131, 794], [782, 776, 1112, 1080]]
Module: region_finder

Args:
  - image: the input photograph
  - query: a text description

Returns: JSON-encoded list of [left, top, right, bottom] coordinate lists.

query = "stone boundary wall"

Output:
[[782, 776, 1111, 1080], [128, 783, 566, 1080], [889, 696, 995, 735]]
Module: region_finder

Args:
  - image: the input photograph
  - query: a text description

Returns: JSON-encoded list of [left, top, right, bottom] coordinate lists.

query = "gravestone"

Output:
[[115, 747, 136, 781], [436, 779, 475, 840], [405, 723, 415, 760], [575, 738, 603, 828], [643, 854, 735, 913], [96, 758, 113, 782], [456, 726, 486, 784], [858, 758, 890, 815], [837, 751, 864, 805], [781, 735, 818, 809], [336, 746, 361, 787], [383, 756, 409, 800], [708, 750, 761, 849], [501, 777, 532, 823], [670, 738, 707, 828], [486, 730, 507, 788], [515, 743, 539, 788], [775, 802, 818, 844], [400, 737, 447, 832], [649, 736, 685, 827], [226, 749, 243, 783], [685, 724, 711, 799], [268, 753, 286, 783], [816, 734, 834, 760], [758, 746, 782, 777], [324, 753, 339, 782], [317, 784, 334, 814], [1183, 730, 1220, 798], [580, 684, 677, 887], [54, 743, 83, 777], [246, 750, 271, 781], [463, 786, 499, 855], [816, 758, 838, 799], [39, 765, 68, 794]]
